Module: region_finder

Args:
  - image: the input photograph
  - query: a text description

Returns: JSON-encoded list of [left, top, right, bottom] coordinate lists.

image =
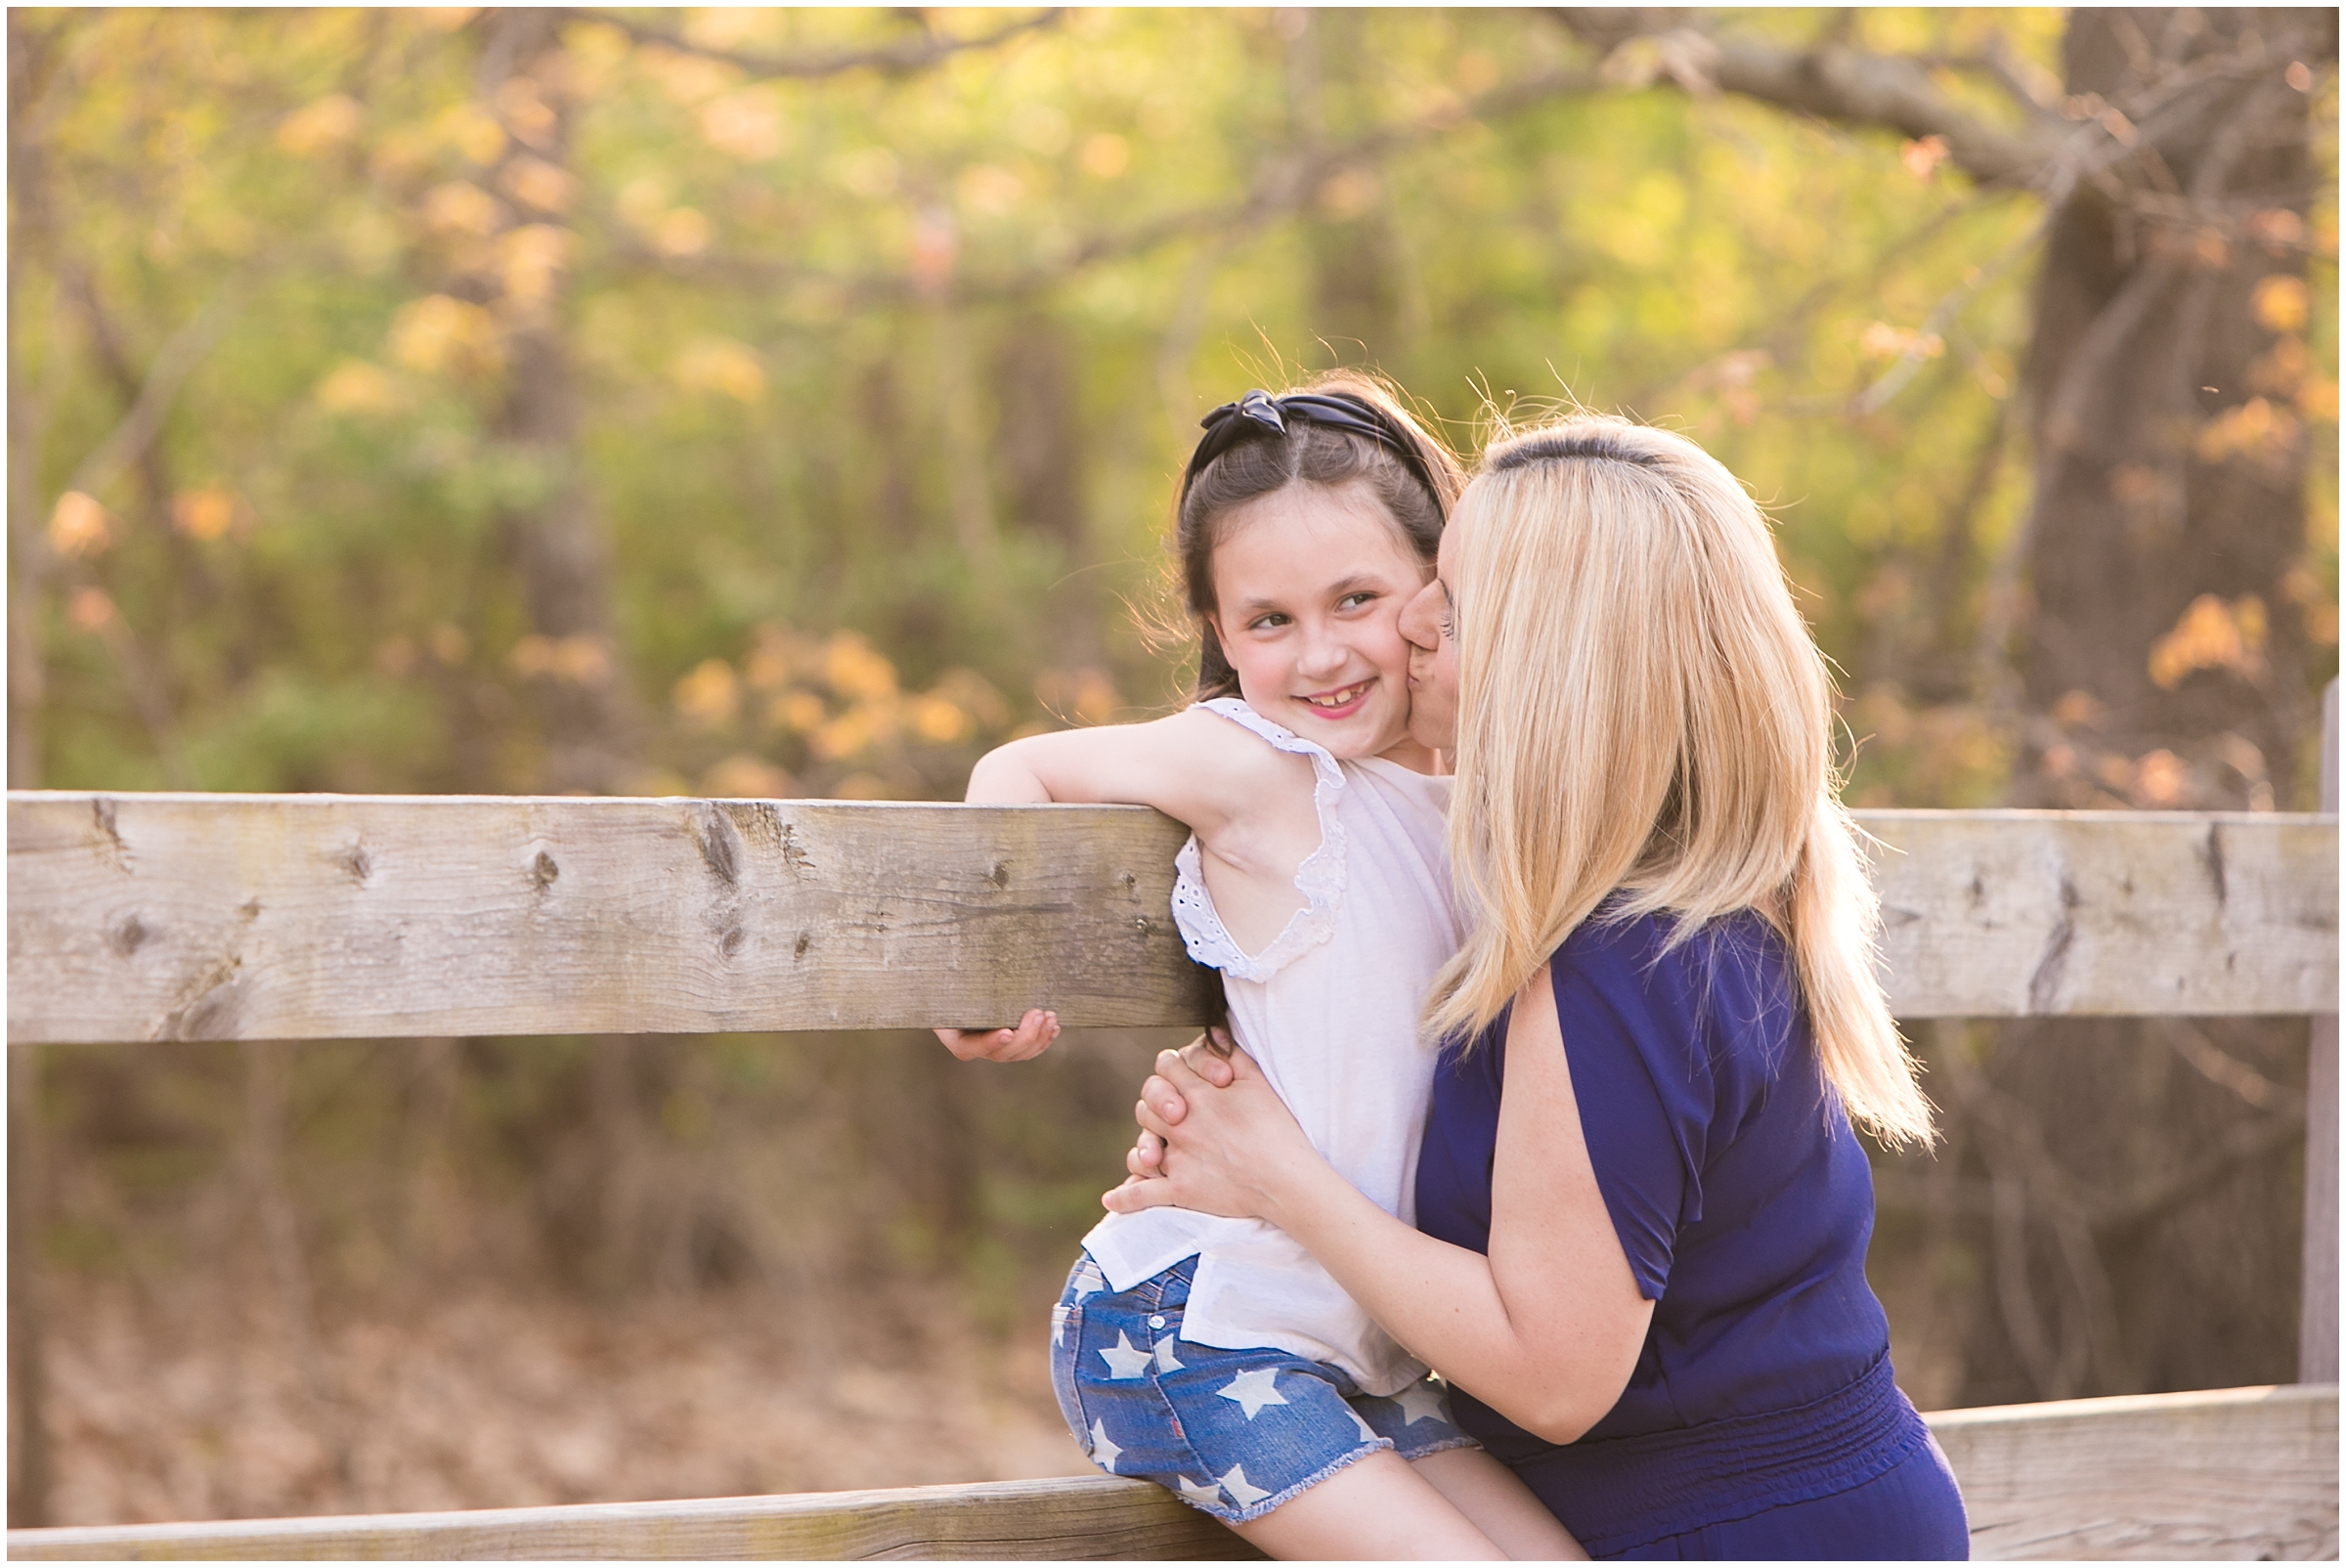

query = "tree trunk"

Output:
[[479, 8, 636, 794], [2019, 7, 2331, 810], [1960, 7, 2336, 1408]]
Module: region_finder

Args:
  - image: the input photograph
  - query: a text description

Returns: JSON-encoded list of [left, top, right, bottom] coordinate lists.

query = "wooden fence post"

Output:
[[2304, 677, 2338, 1385]]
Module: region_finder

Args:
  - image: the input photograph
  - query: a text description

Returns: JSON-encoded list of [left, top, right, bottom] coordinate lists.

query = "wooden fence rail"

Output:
[[8, 1385, 2334, 1561], [7, 793, 2337, 1559], [7, 797, 2336, 1043]]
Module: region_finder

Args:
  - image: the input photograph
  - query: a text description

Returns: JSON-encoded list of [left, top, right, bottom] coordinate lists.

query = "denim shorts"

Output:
[[1049, 1250, 1477, 1525]]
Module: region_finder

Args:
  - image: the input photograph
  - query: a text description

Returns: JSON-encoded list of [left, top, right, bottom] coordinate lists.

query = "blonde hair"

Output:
[[1424, 414, 1933, 1149]]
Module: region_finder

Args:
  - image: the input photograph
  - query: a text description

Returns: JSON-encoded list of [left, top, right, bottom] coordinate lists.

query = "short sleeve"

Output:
[[1544, 918, 1733, 1303]]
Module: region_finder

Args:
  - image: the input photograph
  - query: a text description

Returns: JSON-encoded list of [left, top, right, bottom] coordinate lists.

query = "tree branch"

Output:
[[1548, 9, 2052, 188], [556, 8, 1062, 81], [626, 63, 1598, 305]]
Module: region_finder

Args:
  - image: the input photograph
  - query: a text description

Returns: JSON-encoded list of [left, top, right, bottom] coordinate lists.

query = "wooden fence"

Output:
[[6, 793, 2339, 1559]]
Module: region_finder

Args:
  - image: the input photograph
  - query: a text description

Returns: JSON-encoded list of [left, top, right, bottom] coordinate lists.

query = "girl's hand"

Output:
[[1103, 1042, 1314, 1222], [934, 1009, 1059, 1062]]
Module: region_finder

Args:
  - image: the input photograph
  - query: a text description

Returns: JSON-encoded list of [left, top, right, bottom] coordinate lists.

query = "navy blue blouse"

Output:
[[1415, 907, 1940, 1555]]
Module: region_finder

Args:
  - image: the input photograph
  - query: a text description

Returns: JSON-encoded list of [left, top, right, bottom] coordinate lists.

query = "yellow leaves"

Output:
[[700, 91, 788, 162], [2130, 748, 2189, 807], [2050, 688, 2107, 728], [389, 294, 501, 378], [703, 754, 795, 799], [650, 208, 713, 259], [1079, 133, 1130, 180], [434, 103, 508, 167], [428, 623, 471, 665], [494, 77, 559, 152], [171, 486, 242, 543], [671, 336, 766, 403], [673, 658, 742, 728], [2148, 593, 2268, 690], [2252, 275, 2309, 334], [314, 359, 409, 416], [957, 164, 1026, 219], [811, 706, 887, 762], [510, 633, 611, 686], [68, 586, 117, 632], [824, 631, 896, 703], [638, 46, 737, 108], [47, 492, 112, 557], [2194, 397, 2299, 467], [423, 181, 505, 239], [1012, 104, 1071, 156], [1034, 666, 1120, 726], [498, 224, 574, 307], [277, 94, 362, 158], [500, 156, 578, 216], [1859, 322, 1945, 361], [1317, 166, 1380, 221], [771, 691, 826, 733], [2248, 208, 2308, 253], [907, 694, 973, 745], [687, 623, 1007, 777], [384, 623, 471, 675], [834, 148, 900, 200], [1898, 135, 1949, 182]]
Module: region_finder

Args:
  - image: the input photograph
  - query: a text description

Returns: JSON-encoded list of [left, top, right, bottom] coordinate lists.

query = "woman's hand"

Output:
[[933, 1009, 1059, 1062], [1122, 1032, 1236, 1179], [1103, 1039, 1319, 1223]]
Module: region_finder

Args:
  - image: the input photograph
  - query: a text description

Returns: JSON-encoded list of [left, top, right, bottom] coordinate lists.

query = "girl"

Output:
[[938, 376, 1582, 1560]]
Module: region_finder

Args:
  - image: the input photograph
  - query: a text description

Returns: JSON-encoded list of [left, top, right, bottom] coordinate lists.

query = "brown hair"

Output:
[[1176, 371, 1464, 700]]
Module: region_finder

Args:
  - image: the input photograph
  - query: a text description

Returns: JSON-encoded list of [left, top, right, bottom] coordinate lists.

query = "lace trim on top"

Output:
[[1170, 697, 1347, 982]]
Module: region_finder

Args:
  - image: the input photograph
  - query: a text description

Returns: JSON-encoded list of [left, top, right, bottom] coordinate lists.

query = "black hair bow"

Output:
[[1181, 389, 1439, 503]]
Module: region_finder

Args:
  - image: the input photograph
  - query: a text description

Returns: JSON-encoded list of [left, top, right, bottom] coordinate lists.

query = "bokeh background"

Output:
[[7, 5, 2336, 1528]]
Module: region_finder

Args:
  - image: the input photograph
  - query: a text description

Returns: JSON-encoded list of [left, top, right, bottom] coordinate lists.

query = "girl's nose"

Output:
[[1296, 631, 1349, 676]]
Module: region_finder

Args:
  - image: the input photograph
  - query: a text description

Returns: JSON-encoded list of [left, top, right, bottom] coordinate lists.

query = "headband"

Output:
[[1180, 389, 1443, 506]]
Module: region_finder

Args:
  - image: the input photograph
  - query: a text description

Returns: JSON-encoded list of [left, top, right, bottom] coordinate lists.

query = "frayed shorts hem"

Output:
[[1196, 1429, 1482, 1526]]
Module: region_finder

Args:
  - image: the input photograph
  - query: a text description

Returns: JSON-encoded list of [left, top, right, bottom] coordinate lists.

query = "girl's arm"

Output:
[[965, 707, 1282, 846], [1108, 965, 1653, 1443], [937, 708, 1297, 1062]]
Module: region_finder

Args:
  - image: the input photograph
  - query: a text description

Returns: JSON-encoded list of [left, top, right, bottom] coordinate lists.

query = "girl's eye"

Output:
[[1248, 612, 1290, 632], [1337, 591, 1377, 612]]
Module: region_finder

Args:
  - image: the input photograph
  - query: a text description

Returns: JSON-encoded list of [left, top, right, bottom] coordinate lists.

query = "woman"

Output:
[[1108, 414, 1971, 1559]]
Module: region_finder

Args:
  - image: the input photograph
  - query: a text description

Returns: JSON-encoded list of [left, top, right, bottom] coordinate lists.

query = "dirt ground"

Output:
[[39, 1271, 1092, 1527]]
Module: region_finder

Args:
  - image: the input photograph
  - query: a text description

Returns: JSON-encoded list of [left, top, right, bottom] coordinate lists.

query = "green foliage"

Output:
[[19, 7, 2329, 808]]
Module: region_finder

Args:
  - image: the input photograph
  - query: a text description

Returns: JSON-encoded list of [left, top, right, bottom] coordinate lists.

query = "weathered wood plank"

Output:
[[0, 1473, 1260, 1561], [1931, 1382, 2337, 1560], [1860, 809, 2336, 1019], [6, 796, 2335, 1045], [6, 794, 1214, 1043], [8, 1386, 2331, 1561]]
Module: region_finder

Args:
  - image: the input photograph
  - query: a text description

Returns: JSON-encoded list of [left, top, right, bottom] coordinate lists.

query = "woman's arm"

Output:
[[1109, 965, 1653, 1443]]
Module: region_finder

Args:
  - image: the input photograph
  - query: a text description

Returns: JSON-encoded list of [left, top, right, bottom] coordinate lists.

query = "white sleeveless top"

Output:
[[1081, 698, 1461, 1395]]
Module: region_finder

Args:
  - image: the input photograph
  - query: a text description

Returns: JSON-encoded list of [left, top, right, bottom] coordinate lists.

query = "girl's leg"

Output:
[[1228, 1448, 1510, 1561], [1411, 1447, 1587, 1560]]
